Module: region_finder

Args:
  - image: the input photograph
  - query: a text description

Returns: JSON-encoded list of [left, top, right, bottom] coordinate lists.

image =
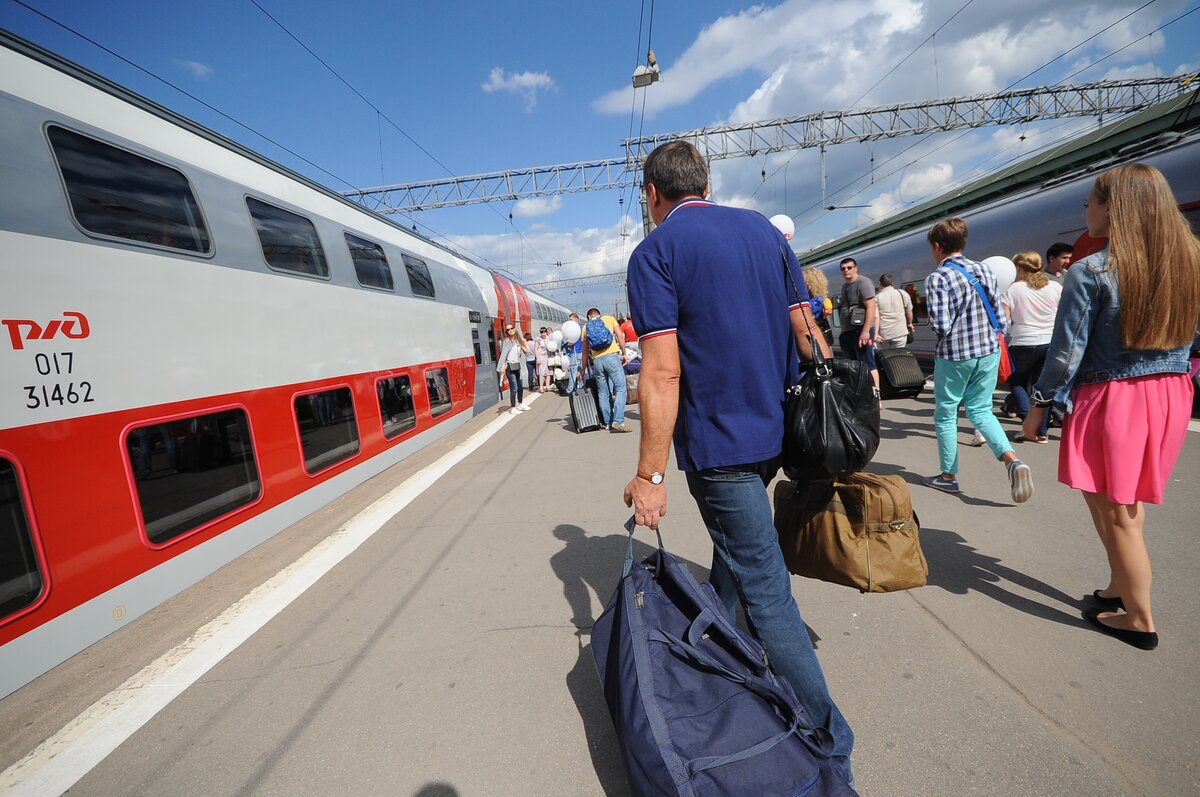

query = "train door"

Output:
[[470, 310, 497, 416]]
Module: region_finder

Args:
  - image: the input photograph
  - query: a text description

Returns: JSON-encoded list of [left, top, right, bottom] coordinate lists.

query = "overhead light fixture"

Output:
[[632, 49, 661, 88]]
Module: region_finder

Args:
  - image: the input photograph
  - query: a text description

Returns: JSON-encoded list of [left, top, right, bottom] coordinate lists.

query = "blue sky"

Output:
[[3, 0, 1198, 314]]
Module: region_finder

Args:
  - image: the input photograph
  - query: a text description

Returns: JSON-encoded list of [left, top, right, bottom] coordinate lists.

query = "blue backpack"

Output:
[[585, 317, 614, 351], [591, 519, 856, 797]]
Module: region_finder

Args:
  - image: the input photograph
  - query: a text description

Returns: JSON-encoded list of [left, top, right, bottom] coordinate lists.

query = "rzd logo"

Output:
[[2, 311, 91, 351]]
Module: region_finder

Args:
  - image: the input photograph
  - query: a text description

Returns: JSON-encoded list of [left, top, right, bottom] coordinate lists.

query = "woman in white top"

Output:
[[497, 324, 531, 415], [1001, 250, 1063, 442]]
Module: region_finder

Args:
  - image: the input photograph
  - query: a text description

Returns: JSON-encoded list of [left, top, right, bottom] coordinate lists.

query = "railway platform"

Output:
[[2, 389, 1198, 796]]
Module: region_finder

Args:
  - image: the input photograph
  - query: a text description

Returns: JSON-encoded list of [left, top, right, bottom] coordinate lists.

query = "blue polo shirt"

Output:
[[627, 199, 807, 472]]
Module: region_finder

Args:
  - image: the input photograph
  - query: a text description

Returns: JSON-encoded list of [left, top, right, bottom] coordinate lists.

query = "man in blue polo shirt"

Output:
[[622, 140, 854, 783]]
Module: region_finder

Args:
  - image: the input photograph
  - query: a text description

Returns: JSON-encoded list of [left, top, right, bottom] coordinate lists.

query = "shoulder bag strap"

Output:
[[943, 259, 1002, 334], [780, 249, 830, 378]]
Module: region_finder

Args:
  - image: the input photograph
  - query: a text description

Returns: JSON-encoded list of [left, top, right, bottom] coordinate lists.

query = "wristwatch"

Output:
[[637, 469, 665, 485]]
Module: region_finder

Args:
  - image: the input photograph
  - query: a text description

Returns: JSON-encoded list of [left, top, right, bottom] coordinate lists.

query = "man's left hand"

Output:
[[859, 332, 873, 348], [624, 477, 666, 530]]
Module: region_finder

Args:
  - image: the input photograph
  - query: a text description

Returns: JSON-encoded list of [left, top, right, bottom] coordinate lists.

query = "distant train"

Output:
[[797, 102, 1200, 365], [0, 31, 570, 697]]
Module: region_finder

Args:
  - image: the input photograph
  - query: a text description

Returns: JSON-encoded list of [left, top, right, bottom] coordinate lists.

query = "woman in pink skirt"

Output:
[[1024, 163, 1200, 651]]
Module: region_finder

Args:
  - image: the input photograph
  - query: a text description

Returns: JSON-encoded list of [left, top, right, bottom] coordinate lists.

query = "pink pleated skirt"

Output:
[[1060, 374, 1193, 505]]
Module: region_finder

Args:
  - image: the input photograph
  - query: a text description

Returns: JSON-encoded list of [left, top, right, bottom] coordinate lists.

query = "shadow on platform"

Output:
[[412, 783, 460, 797], [919, 525, 1085, 628]]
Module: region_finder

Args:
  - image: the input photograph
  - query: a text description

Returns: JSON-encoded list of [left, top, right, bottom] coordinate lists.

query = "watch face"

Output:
[[651, 472, 664, 484]]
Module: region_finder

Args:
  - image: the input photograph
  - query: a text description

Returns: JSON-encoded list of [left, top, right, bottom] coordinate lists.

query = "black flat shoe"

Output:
[[1083, 607, 1157, 651], [1091, 589, 1125, 611]]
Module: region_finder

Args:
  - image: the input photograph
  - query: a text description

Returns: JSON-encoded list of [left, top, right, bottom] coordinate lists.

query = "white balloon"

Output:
[[982, 255, 1017, 295], [551, 330, 563, 344], [769, 214, 795, 240], [561, 320, 582, 344], [546, 339, 559, 352]]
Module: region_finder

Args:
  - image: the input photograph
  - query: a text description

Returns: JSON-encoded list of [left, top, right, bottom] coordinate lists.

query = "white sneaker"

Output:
[[509, 407, 520, 416], [517, 405, 530, 412]]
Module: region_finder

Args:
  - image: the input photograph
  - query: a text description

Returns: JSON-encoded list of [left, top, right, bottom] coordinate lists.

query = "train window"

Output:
[[247, 197, 329, 278], [403, 254, 435, 298], [377, 375, 416, 439], [901, 281, 929, 325], [345, 233, 393, 291], [426, 368, 453, 417], [48, 126, 211, 253], [294, 387, 360, 474], [472, 328, 483, 365], [488, 326, 498, 362], [1, 458, 44, 620], [126, 409, 261, 545]]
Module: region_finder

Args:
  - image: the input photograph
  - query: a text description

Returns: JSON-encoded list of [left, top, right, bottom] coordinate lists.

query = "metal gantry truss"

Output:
[[524, 270, 627, 292], [345, 76, 1195, 213]]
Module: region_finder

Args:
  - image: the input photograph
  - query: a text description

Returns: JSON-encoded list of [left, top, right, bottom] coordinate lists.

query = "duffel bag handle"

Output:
[[623, 515, 665, 577]]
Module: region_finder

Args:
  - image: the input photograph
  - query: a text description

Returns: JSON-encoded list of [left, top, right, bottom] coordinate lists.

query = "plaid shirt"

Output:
[[924, 255, 1007, 362]]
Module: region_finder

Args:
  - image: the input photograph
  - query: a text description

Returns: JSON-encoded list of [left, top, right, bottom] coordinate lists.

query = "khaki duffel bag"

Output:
[[773, 472, 927, 593]]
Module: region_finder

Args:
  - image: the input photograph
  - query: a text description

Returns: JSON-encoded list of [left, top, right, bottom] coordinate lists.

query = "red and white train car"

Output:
[[0, 31, 569, 697]]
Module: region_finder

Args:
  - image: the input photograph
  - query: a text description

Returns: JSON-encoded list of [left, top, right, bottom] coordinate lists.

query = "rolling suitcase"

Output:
[[569, 380, 602, 432], [876, 347, 924, 399]]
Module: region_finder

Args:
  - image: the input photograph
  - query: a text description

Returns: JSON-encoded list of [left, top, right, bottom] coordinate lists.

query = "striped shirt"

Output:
[[924, 255, 1007, 362]]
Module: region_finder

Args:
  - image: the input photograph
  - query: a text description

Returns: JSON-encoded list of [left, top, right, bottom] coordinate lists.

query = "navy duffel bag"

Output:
[[591, 519, 856, 797]]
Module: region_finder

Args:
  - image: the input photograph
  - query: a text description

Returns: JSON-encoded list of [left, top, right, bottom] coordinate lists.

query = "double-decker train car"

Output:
[[0, 31, 569, 697], [797, 92, 1200, 366]]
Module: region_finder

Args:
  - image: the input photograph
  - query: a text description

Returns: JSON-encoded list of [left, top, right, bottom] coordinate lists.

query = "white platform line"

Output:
[[0, 394, 540, 797], [1189, 419, 1200, 434]]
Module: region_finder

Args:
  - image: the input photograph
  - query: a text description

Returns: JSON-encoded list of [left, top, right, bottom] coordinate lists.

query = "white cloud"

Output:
[[175, 59, 213, 79], [512, 195, 563, 218], [482, 67, 555, 112]]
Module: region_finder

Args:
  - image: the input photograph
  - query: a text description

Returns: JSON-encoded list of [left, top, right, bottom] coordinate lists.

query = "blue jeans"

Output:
[[838, 326, 877, 370], [566, 351, 582, 394], [1008, 344, 1050, 436], [506, 366, 524, 407], [592, 353, 626, 426], [526, 360, 537, 391], [933, 351, 1012, 474], [685, 460, 855, 783]]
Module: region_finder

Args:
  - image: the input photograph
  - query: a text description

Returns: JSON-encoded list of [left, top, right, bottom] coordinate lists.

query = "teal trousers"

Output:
[[932, 351, 1013, 475]]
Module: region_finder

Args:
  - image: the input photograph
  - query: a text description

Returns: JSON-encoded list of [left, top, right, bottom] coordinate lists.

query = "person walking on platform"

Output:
[[802, 266, 835, 349], [523, 331, 537, 393], [1001, 250, 1061, 443], [1025, 164, 1200, 651], [498, 324, 531, 415], [875, 272, 914, 349], [837, 257, 880, 393], [581, 307, 629, 432], [1045, 241, 1074, 282], [566, 312, 584, 395], [623, 140, 855, 785], [618, 314, 638, 344], [922, 218, 1033, 503], [536, 327, 553, 393]]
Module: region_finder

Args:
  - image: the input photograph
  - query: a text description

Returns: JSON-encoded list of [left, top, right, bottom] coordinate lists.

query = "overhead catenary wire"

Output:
[[790, 0, 1183, 236], [245, 0, 554, 271]]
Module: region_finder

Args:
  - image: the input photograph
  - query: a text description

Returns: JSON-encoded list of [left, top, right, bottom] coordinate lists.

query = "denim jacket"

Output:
[[1032, 248, 1192, 411]]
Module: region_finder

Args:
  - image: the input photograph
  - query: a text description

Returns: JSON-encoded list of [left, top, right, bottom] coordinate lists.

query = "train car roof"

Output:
[[795, 85, 1200, 266], [0, 28, 491, 275]]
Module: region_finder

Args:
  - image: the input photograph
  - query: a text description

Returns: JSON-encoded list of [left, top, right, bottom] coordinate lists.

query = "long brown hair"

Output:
[[1012, 250, 1049, 289], [1094, 163, 1200, 349]]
